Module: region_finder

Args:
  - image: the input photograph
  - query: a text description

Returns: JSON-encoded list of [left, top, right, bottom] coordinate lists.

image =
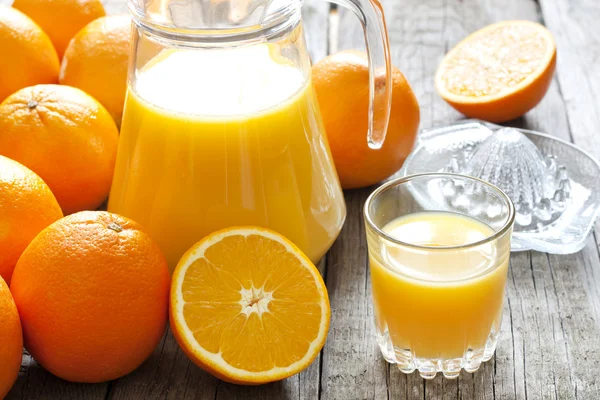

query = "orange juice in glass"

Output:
[[364, 173, 514, 379]]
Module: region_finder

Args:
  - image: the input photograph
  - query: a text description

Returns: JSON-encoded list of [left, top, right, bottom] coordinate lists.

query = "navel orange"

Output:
[[170, 227, 330, 385], [0, 84, 119, 215], [312, 50, 420, 189], [435, 20, 556, 122], [10, 211, 170, 383], [0, 277, 22, 399], [0, 6, 59, 103], [12, 0, 106, 59], [60, 15, 131, 125], [0, 155, 63, 284]]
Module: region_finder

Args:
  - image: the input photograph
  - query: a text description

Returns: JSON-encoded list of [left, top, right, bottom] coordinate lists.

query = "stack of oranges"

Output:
[[0, 0, 177, 393], [0, 0, 130, 214], [0, 154, 172, 389]]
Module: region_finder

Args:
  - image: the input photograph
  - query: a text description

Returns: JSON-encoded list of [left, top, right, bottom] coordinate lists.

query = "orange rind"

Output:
[[436, 20, 556, 122]]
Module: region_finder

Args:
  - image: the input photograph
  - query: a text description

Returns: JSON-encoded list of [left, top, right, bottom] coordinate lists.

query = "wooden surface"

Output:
[[4, 0, 600, 398]]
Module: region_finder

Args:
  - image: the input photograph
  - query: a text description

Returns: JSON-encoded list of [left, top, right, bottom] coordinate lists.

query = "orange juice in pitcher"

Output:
[[109, 0, 393, 268]]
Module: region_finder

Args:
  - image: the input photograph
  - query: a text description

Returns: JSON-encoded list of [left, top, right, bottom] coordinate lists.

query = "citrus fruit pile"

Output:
[[0, 85, 118, 214], [60, 15, 131, 124], [0, 1, 129, 215], [0, 156, 63, 284]]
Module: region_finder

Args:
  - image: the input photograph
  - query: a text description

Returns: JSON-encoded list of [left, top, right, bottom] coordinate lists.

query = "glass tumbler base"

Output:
[[376, 328, 500, 379]]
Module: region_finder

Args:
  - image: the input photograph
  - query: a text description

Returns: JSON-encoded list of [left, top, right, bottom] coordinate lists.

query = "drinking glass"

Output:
[[364, 173, 515, 379]]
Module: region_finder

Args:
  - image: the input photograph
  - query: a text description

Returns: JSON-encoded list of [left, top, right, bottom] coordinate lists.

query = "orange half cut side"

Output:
[[435, 20, 557, 122], [170, 226, 330, 385]]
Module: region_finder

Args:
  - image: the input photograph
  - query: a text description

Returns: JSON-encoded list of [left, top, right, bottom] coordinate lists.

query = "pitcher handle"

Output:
[[327, 0, 392, 149]]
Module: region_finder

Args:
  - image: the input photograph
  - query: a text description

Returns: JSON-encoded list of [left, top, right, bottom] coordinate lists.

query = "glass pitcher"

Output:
[[108, 0, 392, 269]]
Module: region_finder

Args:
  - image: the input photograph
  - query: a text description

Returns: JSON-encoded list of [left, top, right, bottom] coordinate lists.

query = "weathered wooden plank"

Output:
[[106, 330, 216, 400], [505, 2, 600, 397], [320, 189, 389, 400], [333, 1, 600, 400], [504, 252, 570, 400], [6, 351, 108, 400], [532, 1, 600, 398], [537, 0, 600, 168], [546, 251, 600, 398], [536, 0, 600, 326]]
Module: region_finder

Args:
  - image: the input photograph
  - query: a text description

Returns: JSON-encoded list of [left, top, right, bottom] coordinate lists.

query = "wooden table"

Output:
[[5, 0, 600, 398]]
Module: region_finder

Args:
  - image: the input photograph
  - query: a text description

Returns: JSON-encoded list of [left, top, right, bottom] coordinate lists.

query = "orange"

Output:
[[12, 0, 105, 59], [10, 211, 170, 383], [0, 277, 22, 399], [0, 156, 63, 284], [312, 50, 420, 189], [170, 227, 330, 385], [435, 20, 556, 123], [0, 84, 119, 215], [60, 15, 131, 125], [0, 6, 59, 103]]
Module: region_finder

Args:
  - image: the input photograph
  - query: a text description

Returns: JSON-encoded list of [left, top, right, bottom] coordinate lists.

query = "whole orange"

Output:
[[12, 0, 105, 59], [312, 50, 420, 189], [0, 84, 119, 215], [10, 211, 170, 383], [0, 6, 59, 103], [0, 156, 63, 284], [0, 276, 22, 399], [60, 15, 131, 124]]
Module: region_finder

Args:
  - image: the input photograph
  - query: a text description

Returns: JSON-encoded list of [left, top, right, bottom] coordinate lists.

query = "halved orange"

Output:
[[170, 227, 330, 385], [435, 20, 556, 122]]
